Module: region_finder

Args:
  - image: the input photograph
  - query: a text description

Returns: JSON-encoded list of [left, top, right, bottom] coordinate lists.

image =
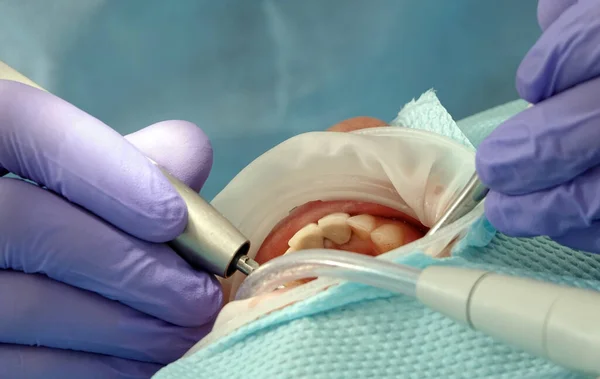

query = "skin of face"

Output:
[[326, 116, 387, 132]]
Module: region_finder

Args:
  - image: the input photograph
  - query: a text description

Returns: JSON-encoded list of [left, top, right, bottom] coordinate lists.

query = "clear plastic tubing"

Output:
[[235, 249, 422, 301]]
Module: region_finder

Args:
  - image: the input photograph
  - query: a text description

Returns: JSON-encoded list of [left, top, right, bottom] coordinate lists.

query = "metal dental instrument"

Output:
[[152, 163, 259, 278], [426, 171, 489, 236], [0, 60, 259, 279]]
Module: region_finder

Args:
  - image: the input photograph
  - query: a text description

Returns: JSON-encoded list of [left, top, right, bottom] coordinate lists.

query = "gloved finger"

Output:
[[125, 120, 213, 192], [0, 344, 161, 379], [537, 0, 577, 31], [476, 75, 600, 195], [484, 164, 600, 238], [0, 80, 186, 243], [0, 178, 222, 327], [0, 271, 209, 363], [551, 222, 600, 253], [517, 0, 600, 103]]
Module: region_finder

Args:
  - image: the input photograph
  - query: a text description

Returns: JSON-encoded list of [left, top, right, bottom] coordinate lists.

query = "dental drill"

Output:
[[154, 164, 258, 277], [0, 60, 258, 279]]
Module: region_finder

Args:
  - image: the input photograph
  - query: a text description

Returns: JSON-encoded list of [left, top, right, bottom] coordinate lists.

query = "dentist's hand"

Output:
[[0, 80, 222, 378], [476, 0, 600, 252]]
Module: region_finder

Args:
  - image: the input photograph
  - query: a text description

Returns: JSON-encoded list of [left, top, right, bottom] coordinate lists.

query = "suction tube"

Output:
[[235, 249, 421, 300], [237, 249, 600, 375]]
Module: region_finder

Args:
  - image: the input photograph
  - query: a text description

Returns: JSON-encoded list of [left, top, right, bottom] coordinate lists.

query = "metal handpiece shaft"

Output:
[[153, 163, 258, 278], [426, 172, 488, 236], [236, 255, 260, 276]]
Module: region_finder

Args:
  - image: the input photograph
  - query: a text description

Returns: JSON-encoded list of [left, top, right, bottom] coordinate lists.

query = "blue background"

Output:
[[0, 0, 541, 199]]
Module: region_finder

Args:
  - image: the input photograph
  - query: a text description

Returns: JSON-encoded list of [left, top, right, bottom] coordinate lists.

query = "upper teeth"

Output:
[[317, 212, 352, 244], [370, 224, 405, 253], [287, 223, 324, 250], [286, 213, 409, 255], [346, 214, 376, 240]]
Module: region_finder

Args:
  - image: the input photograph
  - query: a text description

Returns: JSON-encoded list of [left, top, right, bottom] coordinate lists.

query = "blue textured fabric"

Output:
[[154, 95, 598, 379]]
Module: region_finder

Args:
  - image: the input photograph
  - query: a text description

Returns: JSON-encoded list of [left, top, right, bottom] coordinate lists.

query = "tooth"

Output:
[[284, 247, 297, 255], [346, 214, 377, 240], [324, 239, 336, 249], [317, 213, 351, 244], [288, 223, 324, 250], [370, 224, 405, 253]]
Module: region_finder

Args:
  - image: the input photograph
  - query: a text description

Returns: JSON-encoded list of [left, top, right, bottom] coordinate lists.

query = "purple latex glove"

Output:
[[0, 80, 222, 378], [476, 0, 600, 252]]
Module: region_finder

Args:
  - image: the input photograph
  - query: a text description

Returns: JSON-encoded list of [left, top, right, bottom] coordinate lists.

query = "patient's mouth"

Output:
[[223, 118, 439, 307], [238, 118, 429, 296], [255, 200, 428, 264]]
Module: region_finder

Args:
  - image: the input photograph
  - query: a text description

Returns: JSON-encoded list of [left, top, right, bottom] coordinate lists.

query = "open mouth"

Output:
[[218, 117, 469, 302], [253, 118, 429, 267], [206, 115, 478, 339], [255, 199, 428, 264], [234, 119, 435, 293]]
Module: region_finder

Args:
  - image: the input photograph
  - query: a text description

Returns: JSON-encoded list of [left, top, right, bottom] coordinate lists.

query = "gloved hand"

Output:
[[476, 0, 600, 252], [0, 80, 222, 378]]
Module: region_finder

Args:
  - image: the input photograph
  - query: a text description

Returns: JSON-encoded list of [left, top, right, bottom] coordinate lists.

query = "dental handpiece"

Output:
[[154, 164, 259, 278], [0, 60, 259, 279]]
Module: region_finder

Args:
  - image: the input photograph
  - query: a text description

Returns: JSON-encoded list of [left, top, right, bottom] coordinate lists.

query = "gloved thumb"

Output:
[[125, 121, 213, 192], [537, 0, 576, 31]]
